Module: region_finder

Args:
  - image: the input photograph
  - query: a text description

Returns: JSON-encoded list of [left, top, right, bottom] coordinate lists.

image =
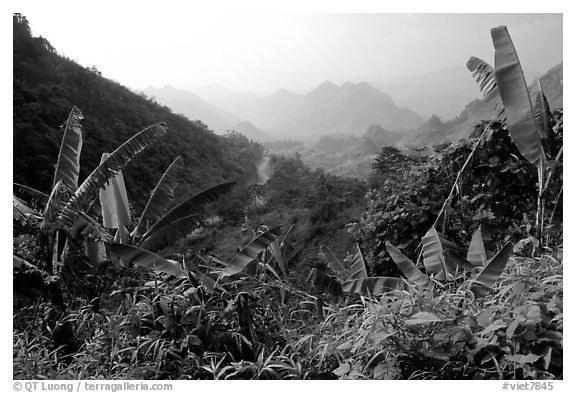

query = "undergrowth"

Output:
[[14, 247, 562, 380]]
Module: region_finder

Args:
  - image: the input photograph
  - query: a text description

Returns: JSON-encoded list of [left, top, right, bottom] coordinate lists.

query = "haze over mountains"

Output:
[[148, 80, 425, 143], [258, 62, 562, 179], [403, 62, 563, 147], [369, 66, 543, 120], [144, 58, 561, 161], [146, 62, 548, 146]]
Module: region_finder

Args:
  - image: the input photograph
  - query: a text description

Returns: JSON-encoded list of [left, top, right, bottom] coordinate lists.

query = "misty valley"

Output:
[[13, 13, 563, 381]]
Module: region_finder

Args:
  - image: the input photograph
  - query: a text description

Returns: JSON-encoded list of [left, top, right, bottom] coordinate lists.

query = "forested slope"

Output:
[[13, 14, 263, 210]]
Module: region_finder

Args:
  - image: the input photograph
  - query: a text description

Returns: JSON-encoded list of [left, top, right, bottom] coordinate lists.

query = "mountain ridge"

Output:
[[207, 81, 424, 142], [144, 85, 239, 133]]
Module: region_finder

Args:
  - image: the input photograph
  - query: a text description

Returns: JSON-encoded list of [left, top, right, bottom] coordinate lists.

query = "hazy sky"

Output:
[[16, 4, 562, 94]]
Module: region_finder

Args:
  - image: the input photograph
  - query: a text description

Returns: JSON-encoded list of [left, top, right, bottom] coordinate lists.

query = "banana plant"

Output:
[[14, 107, 119, 273], [41, 111, 235, 286], [13, 106, 168, 313], [308, 244, 406, 298], [385, 226, 512, 297], [467, 26, 562, 238]]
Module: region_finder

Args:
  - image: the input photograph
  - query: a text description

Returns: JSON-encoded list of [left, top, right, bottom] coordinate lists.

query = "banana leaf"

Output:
[[13, 195, 41, 223], [269, 240, 288, 278], [533, 80, 555, 145], [470, 242, 513, 297], [285, 247, 303, 266], [421, 227, 448, 280], [492, 26, 544, 165], [222, 225, 282, 276], [132, 156, 183, 238], [280, 224, 295, 245], [59, 122, 168, 226], [349, 244, 368, 279], [110, 243, 186, 278], [466, 56, 505, 118], [319, 244, 346, 275], [110, 226, 129, 268], [306, 267, 343, 297], [53, 106, 83, 191], [141, 181, 235, 239], [41, 180, 73, 230], [69, 212, 111, 241], [386, 241, 430, 286], [98, 153, 131, 228], [467, 226, 487, 267], [342, 277, 406, 297], [13, 183, 49, 207], [445, 249, 476, 272], [138, 214, 202, 252]]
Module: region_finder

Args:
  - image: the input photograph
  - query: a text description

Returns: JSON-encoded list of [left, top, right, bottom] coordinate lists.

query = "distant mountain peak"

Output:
[[318, 80, 338, 88], [273, 87, 296, 94], [357, 81, 375, 90], [309, 81, 339, 95], [270, 88, 301, 98], [209, 80, 424, 141]]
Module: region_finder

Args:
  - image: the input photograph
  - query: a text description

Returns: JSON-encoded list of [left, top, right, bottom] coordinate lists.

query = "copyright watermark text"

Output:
[[14, 382, 173, 393]]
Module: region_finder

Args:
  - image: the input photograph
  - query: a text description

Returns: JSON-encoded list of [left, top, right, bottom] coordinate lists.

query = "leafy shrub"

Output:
[[284, 251, 562, 380], [350, 118, 562, 277]]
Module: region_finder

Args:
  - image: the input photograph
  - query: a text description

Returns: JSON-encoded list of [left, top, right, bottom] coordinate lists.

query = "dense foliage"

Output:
[[351, 117, 562, 277], [187, 154, 367, 285]]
